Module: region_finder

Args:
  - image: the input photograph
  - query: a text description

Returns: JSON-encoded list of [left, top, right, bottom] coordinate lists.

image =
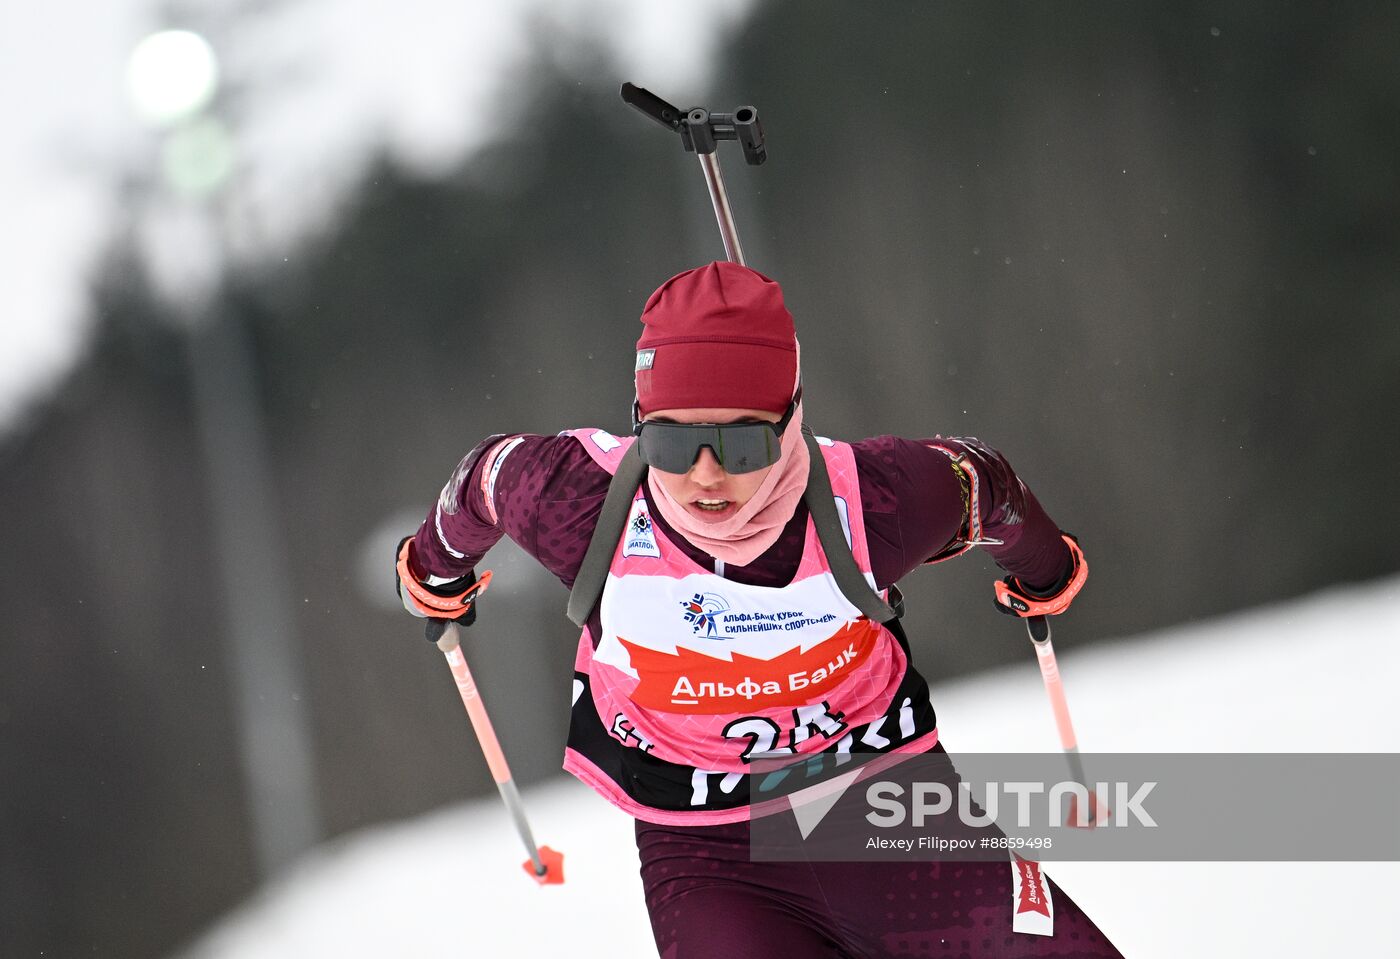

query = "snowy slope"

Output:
[[177, 575, 1400, 958]]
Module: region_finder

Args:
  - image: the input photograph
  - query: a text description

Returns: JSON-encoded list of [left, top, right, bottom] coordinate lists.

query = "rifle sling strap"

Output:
[[565, 428, 898, 627], [799, 429, 900, 623], [566, 442, 648, 627]]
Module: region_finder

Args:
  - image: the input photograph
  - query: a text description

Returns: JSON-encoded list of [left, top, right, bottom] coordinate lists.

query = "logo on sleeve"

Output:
[[439, 454, 474, 516]]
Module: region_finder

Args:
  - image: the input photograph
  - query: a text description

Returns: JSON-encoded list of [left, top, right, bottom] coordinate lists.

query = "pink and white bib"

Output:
[[560, 427, 940, 824]]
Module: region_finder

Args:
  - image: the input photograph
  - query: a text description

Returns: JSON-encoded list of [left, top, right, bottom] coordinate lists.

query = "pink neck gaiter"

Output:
[[646, 402, 811, 567]]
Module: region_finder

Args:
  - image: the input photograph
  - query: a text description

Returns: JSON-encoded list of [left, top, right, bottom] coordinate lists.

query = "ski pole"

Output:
[[1025, 616, 1106, 826], [425, 616, 565, 884], [621, 81, 767, 265]]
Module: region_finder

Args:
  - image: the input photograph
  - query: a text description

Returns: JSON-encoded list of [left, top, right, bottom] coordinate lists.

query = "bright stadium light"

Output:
[[125, 29, 220, 128]]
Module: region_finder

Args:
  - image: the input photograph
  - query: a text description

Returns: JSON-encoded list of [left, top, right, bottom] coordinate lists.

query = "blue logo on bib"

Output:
[[680, 593, 729, 638]]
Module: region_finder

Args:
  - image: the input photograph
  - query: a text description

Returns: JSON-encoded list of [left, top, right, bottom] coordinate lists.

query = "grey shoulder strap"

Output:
[[801, 429, 899, 623], [566, 443, 647, 626], [565, 430, 899, 627]]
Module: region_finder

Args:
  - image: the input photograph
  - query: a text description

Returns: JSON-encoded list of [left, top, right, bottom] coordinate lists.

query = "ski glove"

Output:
[[396, 536, 491, 630], [993, 533, 1087, 618]]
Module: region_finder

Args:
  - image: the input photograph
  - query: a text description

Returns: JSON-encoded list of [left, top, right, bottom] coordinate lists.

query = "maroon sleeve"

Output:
[[854, 435, 1072, 592], [410, 433, 611, 588], [923, 435, 1073, 591]]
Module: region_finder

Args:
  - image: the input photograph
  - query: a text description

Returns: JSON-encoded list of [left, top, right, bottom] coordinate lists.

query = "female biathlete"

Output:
[[395, 262, 1123, 958]]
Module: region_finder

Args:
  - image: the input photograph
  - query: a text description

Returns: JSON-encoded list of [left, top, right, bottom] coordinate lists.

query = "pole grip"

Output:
[[427, 618, 452, 647]]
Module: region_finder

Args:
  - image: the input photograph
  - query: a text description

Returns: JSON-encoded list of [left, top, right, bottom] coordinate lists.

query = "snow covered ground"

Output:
[[177, 575, 1400, 958]]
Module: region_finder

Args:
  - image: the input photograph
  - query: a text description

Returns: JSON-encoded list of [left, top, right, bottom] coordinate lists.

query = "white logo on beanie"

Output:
[[635, 349, 656, 371]]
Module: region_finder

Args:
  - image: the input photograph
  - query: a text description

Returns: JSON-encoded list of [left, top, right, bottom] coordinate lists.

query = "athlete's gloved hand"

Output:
[[395, 536, 491, 633], [993, 533, 1087, 618]]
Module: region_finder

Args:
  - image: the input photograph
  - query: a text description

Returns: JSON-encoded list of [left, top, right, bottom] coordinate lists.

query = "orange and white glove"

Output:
[[395, 536, 492, 632], [993, 533, 1087, 618]]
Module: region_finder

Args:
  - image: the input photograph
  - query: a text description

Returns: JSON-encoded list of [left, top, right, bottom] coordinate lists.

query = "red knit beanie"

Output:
[[634, 262, 799, 416]]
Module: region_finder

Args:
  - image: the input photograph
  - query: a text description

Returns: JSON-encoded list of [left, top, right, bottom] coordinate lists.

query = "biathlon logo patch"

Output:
[[1010, 855, 1054, 936], [623, 501, 661, 559], [635, 349, 656, 371]]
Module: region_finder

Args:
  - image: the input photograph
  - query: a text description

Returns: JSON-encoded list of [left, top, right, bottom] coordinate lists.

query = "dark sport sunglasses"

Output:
[[632, 388, 801, 475]]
